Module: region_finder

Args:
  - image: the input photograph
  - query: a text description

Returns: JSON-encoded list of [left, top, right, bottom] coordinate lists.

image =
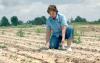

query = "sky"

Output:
[[0, 0, 100, 22]]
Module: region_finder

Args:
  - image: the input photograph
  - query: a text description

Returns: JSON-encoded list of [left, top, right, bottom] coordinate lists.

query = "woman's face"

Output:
[[49, 11, 57, 19]]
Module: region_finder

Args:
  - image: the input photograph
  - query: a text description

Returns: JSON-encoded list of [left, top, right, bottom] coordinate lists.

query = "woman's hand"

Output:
[[62, 39, 65, 49], [46, 42, 49, 48]]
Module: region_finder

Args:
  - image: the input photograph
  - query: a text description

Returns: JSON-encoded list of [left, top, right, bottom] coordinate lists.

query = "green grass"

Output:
[[0, 24, 34, 29], [11, 24, 33, 28]]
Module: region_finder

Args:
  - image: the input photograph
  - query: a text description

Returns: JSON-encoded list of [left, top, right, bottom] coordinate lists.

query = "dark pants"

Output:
[[49, 26, 74, 49]]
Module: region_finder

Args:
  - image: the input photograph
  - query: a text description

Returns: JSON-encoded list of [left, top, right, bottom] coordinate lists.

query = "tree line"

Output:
[[0, 16, 47, 26], [0, 16, 100, 27], [0, 16, 23, 26], [72, 16, 100, 24]]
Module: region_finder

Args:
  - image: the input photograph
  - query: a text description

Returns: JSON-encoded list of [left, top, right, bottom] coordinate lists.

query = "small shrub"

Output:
[[1, 30, 5, 35], [0, 44, 6, 48], [16, 29, 25, 37], [74, 30, 82, 44], [75, 36, 81, 44], [74, 30, 80, 36], [98, 36, 100, 41], [80, 31, 84, 36], [35, 27, 45, 33]]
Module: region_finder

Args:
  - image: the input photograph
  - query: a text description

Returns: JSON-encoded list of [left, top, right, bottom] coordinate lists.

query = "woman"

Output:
[[46, 5, 74, 51]]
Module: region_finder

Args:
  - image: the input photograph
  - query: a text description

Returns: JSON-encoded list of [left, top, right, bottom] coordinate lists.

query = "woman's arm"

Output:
[[46, 29, 51, 43], [46, 29, 51, 48], [62, 26, 67, 43], [61, 16, 68, 43]]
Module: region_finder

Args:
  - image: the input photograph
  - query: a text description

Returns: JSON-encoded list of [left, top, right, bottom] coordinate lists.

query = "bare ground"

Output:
[[0, 25, 100, 63]]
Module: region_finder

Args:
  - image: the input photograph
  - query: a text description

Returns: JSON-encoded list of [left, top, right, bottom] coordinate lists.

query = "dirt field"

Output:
[[0, 25, 100, 63]]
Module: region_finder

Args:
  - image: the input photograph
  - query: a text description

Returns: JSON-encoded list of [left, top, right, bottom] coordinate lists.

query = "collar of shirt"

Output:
[[49, 13, 59, 21]]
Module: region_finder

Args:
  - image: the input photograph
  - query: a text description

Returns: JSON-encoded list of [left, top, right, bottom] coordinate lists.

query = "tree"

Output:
[[33, 16, 47, 25], [11, 16, 19, 26], [98, 19, 100, 22], [0, 16, 10, 26], [26, 20, 33, 24], [70, 17, 74, 23], [26, 16, 47, 25], [41, 16, 47, 24], [18, 20, 24, 25], [74, 16, 87, 22], [33, 17, 42, 25]]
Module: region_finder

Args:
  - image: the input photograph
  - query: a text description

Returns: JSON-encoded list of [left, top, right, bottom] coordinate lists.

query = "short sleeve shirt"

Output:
[[46, 12, 68, 37]]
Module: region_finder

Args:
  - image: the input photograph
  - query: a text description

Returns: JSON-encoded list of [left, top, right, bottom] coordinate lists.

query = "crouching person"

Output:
[[46, 5, 74, 51]]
